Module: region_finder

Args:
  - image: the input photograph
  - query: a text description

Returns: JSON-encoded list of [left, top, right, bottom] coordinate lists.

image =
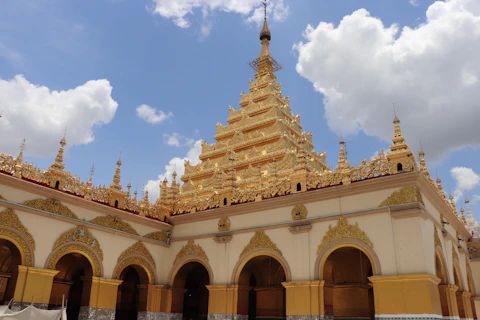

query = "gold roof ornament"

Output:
[[418, 147, 436, 188], [110, 156, 122, 191], [460, 208, 466, 225], [387, 113, 418, 174], [44, 131, 70, 189], [13, 139, 26, 178]]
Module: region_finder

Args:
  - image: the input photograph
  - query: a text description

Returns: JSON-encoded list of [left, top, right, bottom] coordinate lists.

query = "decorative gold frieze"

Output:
[[240, 229, 281, 257], [174, 240, 208, 264], [291, 204, 307, 220], [113, 256, 155, 284], [0, 208, 35, 249], [46, 243, 101, 277], [89, 215, 138, 235], [53, 226, 103, 260], [379, 185, 424, 207], [317, 217, 373, 254], [0, 228, 33, 266], [23, 198, 78, 219], [434, 227, 442, 250], [144, 231, 169, 242], [117, 241, 155, 267], [218, 217, 231, 232]]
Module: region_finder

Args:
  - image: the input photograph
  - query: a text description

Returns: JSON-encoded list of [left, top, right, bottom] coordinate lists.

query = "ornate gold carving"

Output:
[[218, 217, 231, 232], [117, 241, 155, 267], [240, 229, 281, 257], [0, 209, 35, 249], [0, 228, 33, 266], [144, 231, 169, 242], [291, 204, 307, 220], [89, 215, 138, 235], [46, 243, 101, 277], [317, 217, 373, 254], [174, 240, 208, 265], [379, 185, 424, 207], [434, 227, 442, 250], [53, 226, 103, 260], [113, 256, 155, 284], [23, 198, 78, 219]]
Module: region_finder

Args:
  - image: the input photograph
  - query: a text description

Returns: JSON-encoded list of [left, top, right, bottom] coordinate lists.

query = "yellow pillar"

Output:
[[474, 297, 480, 319], [462, 292, 473, 319], [446, 284, 460, 317], [369, 274, 442, 316], [282, 281, 324, 317], [206, 284, 251, 316], [79, 276, 122, 318], [13, 265, 58, 309]]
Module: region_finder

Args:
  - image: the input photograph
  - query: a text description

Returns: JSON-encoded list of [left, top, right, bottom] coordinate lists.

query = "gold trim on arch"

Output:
[[0, 228, 34, 266], [168, 256, 214, 287], [112, 241, 156, 284], [174, 240, 208, 265], [53, 226, 103, 259], [240, 229, 281, 257], [45, 242, 103, 277]]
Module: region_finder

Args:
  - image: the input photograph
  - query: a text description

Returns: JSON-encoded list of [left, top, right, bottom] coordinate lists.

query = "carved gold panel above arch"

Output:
[[434, 227, 443, 250], [317, 217, 373, 255], [174, 240, 208, 265], [291, 204, 307, 220], [53, 226, 103, 260], [240, 229, 282, 258], [0, 228, 34, 266], [144, 231, 169, 242], [0, 208, 35, 250], [22, 198, 78, 219], [113, 241, 156, 284], [45, 242, 102, 277], [218, 217, 231, 232], [379, 185, 424, 207], [89, 215, 139, 235]]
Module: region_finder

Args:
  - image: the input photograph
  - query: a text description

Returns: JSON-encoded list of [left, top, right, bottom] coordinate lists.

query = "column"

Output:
[[282, 281, 324, 320], [12, 265, 59, 310], [206, 284, 250, 320], [474, 297, 480, 320], [446, 284, 460, 318], [171, 287, 187, 320], [471, 296, 477, 320], [137, 285, 173, 320], [255, 286, 284, 319], [78, 276, 122, 320], [462, 292, 473, 320], [369, 274, 442, 318]]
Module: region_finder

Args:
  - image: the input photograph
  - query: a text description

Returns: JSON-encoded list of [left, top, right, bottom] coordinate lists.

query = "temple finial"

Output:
[[51, 133, 67, 171], [260, 0, 271, 42], [110, 155, 122, 191], [386, 109, 417, 173]]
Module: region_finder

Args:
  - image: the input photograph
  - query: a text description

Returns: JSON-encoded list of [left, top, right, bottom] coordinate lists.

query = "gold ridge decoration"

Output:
[[89, 215, 139, 235], [240, 229, 281, 257], [174, 240, 208, 265], [379, 185, 424, 207], [53, 226, 103, 260], [23, 199, 78, 219], [0, 228, 33, 266], [113, 256, 155, 284], [0, 208, 35, 250], [144, 231, 169, 242], [317, 217, 373, 254], [291, 204, 307, 220], [117, 241, 155, 267], [434, 227, 442, 250], [218, 217, 231, 232], [46, 243, 102, 277]]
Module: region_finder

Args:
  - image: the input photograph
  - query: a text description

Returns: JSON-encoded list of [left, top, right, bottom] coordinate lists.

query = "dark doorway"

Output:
[[0, 239, 22, 305], [115, 266, 146, 320]]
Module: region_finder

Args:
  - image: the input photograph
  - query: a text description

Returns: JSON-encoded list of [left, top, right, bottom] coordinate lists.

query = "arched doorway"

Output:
[[0, 239, 22, 305], [454, 265, 466, 320], [171, 262, 210, 320], [115, 265, 150, 320], [237, 255, 286, 320], [49, 253, 93, 320], [322, 247, 374, 319], [435, 252, 449, 317]]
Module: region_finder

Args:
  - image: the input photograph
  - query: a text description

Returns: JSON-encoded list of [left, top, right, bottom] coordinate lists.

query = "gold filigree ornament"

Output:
[[46, 243, 102, 277], [218, 217, 231, 232], [23, 198, 79, 219], [53, 226, 103, 259], [113, 241, 156, 284], [0, 208, 35, 250], [379, 185, 424, 207], [0, 227, 34, 266], [291, 204, 307, 220], [240, 229, 282, 257], [317, 217, 373, 254], [89, 215, 138, 235], [144, 231, 169, 242], [174, 240, 208, 265]]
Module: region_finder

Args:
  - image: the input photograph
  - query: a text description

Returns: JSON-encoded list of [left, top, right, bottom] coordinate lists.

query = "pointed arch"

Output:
[[0, 208, 35, 266], [113, 241, 156, 284]]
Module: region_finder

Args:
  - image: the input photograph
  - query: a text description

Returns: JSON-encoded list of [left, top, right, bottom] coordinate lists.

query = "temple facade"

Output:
[[0, 13, 479, 320]]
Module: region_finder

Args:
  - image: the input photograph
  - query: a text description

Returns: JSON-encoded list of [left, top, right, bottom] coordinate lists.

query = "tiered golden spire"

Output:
[[110, 157, 122, 191], [51, 129, 67, 171], [13, 139, 26, 178], [387, 113, 417, 173]]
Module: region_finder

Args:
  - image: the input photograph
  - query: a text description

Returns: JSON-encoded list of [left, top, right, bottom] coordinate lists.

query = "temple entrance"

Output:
[[115, 265, 150, 320], [435, 252, 450, 317], [0, 239, 22, 305], [323, 247, 374, 319], [49, 253, 93, 320], [238, 255, 286, 320], [171, 262, 210, 320]]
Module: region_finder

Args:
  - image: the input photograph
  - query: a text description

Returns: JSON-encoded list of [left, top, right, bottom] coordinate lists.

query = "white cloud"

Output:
[[145, 139, 203, 201], [410, 0, 419, 7], [294, 0, 480, 161], [136, 104, 173, 124], [0, 75, 117, 158], [163, 133, 195, 147], [149, 0, 289, 31], [450, 167, 480, 201]]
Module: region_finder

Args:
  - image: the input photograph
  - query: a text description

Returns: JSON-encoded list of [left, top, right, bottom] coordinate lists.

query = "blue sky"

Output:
[[0, 0, 479, 220]]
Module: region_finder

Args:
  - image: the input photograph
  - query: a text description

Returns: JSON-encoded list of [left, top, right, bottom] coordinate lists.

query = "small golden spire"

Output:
[[110, 154, 122, 191], [460, 207, 466, 224], [337, 138, 347, 170], [13, 139, 26, 178], [51, 131, 67, 171], [259, 0, 271, 58]]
